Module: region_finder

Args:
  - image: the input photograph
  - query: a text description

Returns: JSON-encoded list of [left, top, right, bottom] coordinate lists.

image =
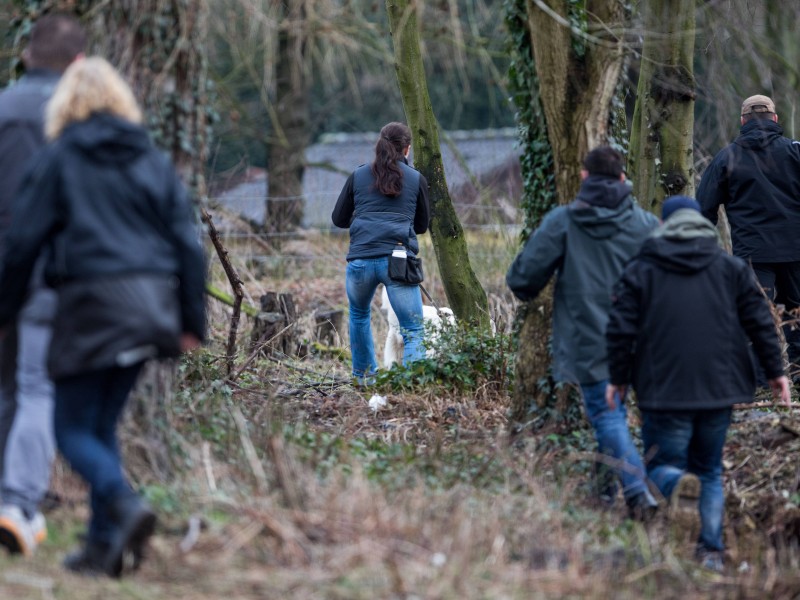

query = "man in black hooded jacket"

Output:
[[606, 196, 790, 571], [697, 94, 800, 382]]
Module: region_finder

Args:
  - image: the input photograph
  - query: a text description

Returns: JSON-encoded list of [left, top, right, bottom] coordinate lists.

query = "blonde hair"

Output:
[[45, 56, 143, 140]]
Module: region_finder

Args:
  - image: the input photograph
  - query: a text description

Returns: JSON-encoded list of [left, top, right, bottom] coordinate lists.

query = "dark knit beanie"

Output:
[[662, 195, 701, 221]]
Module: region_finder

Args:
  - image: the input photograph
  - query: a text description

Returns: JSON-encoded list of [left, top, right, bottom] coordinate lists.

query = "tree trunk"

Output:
[[527, 0, 624, 203], [12, 3, 210, 193], [386, 0, 490, 328], [628, 0, 696, 214], [266, 0, 310, 235], [91, 1, 211, 194], [89, 1, 212, 479], [509, 0, 624, 418]]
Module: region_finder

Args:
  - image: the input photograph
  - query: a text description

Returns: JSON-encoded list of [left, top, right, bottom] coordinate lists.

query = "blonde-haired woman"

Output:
[[0, 57, 206, 577], [44, 55, 142, 140]]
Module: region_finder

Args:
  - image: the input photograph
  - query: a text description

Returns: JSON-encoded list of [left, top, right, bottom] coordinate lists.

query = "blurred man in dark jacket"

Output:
[[507, 146, 660, 519], [697, 95, 800, 383], [0, 13, 85, 556], [606, 196, 790, 572]]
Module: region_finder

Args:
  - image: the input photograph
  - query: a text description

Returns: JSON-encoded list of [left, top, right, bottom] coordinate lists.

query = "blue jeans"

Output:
[[641, 408, 732, 552], [346, 257, 424, 378], [53, 364, 143, 544], [580, 381, 648, 501]]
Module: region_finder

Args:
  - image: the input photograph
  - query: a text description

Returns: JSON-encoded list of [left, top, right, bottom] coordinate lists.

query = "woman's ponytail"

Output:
[[372, 122, 412, 197]]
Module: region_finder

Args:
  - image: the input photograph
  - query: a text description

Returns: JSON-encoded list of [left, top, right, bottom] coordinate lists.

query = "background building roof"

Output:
[[211, 128, 521, 230]]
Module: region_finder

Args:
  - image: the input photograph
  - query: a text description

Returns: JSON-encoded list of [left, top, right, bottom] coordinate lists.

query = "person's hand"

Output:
[[768, 375, 791, 408], [605, 383, 627, 410], [180, 333, 201, 352]]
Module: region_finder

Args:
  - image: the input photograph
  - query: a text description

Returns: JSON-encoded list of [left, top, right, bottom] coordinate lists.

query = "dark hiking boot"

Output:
[[63, 539, 110, 576], [106, 493, 157, 577], [626, 489, 659, 522]]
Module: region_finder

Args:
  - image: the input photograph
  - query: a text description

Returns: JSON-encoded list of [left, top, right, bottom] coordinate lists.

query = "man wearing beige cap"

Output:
[[697, 94, 800, 384]]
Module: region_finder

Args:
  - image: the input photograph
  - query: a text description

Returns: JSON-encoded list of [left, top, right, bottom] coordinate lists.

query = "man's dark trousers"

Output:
[[751, 262, 800, 381]]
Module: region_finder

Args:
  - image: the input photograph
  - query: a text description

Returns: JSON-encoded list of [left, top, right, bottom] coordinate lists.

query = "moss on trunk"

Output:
[[628, 0, 696, 215], [386, 0, 490, 328]]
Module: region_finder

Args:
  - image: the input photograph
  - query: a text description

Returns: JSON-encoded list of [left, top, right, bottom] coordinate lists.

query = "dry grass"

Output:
[[3, 229, 800, 599]]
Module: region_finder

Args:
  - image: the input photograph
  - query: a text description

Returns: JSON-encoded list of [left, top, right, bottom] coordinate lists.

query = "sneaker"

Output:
[[30, 512, 47, 544], [0, 505, 46, 556], [696, 547, 724, 572], [626, 489, 659, 522], [669, 472, 701, 517]]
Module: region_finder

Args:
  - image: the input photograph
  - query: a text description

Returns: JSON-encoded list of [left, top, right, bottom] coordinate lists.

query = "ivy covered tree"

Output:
[[628, 0, 696, 214], [503, 0, 625, 424], [11, 0, 211, 192], [503, 0, 558, 425]]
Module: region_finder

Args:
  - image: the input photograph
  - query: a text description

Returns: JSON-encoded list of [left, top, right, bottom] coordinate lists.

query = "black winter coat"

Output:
[[0, 112, 206, 378], [607, 214, 783, 410], [696, 119, 800, 262]]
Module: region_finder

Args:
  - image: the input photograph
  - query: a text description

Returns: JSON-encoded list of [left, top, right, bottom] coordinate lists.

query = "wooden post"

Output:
[[314, 309, 344, 346], [250, 292, 298, 357]]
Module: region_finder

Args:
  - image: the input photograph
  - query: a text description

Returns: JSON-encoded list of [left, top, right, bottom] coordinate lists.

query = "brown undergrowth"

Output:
[[3, 231, 800, 598]]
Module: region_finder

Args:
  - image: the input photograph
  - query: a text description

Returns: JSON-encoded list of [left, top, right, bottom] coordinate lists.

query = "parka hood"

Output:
[[569, 199, 635, 241], [575, 174, 631, 208], [568, 175, 638, 239], [735, 118, 783, 151], [641, 209, 720, 273], [62, 112, 150, 164]]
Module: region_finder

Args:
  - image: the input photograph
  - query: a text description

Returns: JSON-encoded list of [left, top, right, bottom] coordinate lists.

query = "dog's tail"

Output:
[[379, 284, 391, 319]]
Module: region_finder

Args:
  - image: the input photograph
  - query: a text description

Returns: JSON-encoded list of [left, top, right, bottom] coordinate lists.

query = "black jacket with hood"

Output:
[[697, 118, 800, 262], [506, 175, 659, 383], [0, 112, 206, 378], [607, 210, 784, 411]]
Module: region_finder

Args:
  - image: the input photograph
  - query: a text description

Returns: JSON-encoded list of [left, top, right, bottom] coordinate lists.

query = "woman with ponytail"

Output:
[[332, 122, 430, 382]]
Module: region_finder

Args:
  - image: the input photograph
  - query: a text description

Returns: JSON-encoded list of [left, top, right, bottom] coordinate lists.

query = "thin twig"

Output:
[[228, 404, 269, 494], [227, 322, 296, 383], [267, 435, 303, 511], [734, 401, 798, 410], [202, 441, 217, 492], [201, 206, 244, 374]]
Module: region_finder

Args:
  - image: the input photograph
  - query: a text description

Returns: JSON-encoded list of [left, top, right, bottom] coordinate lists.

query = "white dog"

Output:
[[380, 285, 455, 368]]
